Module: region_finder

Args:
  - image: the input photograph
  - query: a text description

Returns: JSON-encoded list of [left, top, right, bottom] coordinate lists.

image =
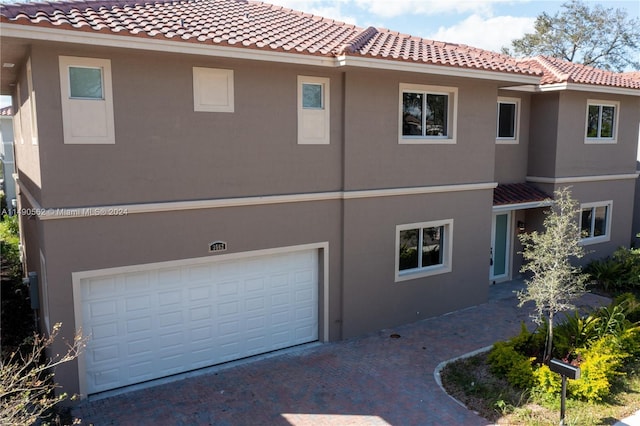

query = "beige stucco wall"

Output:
[[343, 68, 498, 190], [554, 92, 639, 177], [535, 179, 636, 263], [528, 92, 560, 178], [494, 91, 531, 183], [12, 60, 42, 202], [28, 43, 345, 208], [341, 189, 493, 338], [529, 91, 639, 179]]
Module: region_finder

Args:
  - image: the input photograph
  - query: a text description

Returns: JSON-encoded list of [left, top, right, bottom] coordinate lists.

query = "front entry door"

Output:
[[490, 212, 511, 282]]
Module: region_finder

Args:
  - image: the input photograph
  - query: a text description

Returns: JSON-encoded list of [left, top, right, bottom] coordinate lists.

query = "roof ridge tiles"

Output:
[[337, 25, 377, 54], [530, 55, 572, 83]]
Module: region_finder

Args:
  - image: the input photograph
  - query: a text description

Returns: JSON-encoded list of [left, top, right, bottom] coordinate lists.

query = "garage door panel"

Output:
[[157, 268, 181, 286], [124, 272, 151, 292], [93, 367, 120, 387], [81, 249, 319, 394], [84, 278, 116, 299], [188, 265, 211, 282], [90, 322, 118, 340]]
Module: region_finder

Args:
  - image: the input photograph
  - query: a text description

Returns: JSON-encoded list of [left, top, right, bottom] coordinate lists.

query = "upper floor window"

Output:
[[580, 201, 612, 245], [585, 100, 618, 143], [59, 56, 114, 144], [496, 97, 520, 143], [399, 83, 457, 144], [69, 66, 104, 99], [298, 76, 330, 145], [396, 219, 453, 282], [302, 83, 323, 109]]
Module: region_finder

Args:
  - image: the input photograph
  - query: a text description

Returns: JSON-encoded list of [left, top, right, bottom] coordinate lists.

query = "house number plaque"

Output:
[[209, 241, 227, 253]]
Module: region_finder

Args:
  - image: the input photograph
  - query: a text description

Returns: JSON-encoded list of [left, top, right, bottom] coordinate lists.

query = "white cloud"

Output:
[[264, 0, 358, 25], [426, 14, 535, 52], [307, 6, 358, 24], [352, 0, 523, 18]]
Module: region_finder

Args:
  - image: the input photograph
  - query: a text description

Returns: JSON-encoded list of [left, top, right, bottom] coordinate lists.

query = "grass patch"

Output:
[[441, 352, 640, 425]]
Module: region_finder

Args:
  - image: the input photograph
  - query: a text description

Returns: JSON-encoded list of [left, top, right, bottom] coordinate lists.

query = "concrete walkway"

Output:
[[71, 282, 637, 425]]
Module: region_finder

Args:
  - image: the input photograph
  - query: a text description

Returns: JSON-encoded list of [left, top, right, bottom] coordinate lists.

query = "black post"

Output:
[[560, 375, 567, 425]]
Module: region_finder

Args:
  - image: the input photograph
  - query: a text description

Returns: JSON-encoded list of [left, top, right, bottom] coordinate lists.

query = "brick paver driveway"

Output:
[[72, 282, 609, 425]]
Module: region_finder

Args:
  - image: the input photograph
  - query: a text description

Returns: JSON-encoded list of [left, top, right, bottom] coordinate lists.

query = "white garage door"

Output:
[[79, 249, 318, 395]]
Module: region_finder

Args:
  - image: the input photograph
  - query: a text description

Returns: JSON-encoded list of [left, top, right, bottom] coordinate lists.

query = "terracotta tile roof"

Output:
[[0, 0, 363, 56], [621, 71, 640, 81], [0, 0, 540, 76], [0, 106, 12, 116], [520, 56, 640, 90], [493, 183, 551, 206], [342, 28, 540, 75]]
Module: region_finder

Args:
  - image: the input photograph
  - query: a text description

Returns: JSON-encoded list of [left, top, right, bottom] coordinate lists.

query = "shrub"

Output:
[[568, 336, 626, 402], [586, 257, 625, 292], [532, 363, 562, 395], [553, 311, 599, 359], [587, 247, 640, 293], [613, 292, 640, 324], [0, 214, 21, 276], [1, 213, 30, 356], [488, 341, 535, 389]]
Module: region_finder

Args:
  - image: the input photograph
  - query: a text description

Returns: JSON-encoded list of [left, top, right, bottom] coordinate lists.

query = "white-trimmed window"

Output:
[[585, 100, 618, 143], [298, 76, 330, 145], [59, 56, 114, 144], [579, 201, 612, 244], [193, 67, 234, 113], [400, 83, 457, 144], [396, 219, 453, 282], [496, 97, 520, 143]]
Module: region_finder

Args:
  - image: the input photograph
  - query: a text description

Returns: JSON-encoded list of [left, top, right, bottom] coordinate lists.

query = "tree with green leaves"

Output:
[[502, 0, 640, 72], [517, 187, 589, 362]]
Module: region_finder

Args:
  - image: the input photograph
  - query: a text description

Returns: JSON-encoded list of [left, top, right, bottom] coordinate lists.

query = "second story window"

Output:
[[59, 56, 114, 144], [69, 66, 104, 100], [585, 100, 618, 143], [400, 83, 457, 144], [298, 76, 330, 144], [496, 97, 520, 143]]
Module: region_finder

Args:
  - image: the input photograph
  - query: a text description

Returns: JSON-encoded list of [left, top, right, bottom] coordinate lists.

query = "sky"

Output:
[[1, 0, 639, 108]]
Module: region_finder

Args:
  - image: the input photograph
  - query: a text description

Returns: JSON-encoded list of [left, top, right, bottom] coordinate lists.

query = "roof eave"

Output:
[[0, 23, 340, 68], [336, 54, 543, 85], [492, 199, 553, 212], [538, 82, 640, 96], [1, 23, 546, 84]]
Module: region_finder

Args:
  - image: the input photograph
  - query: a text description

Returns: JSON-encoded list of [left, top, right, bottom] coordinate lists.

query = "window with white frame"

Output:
[[59, 56, 114, 144], [585, 100, 618, 143], [580, 201, 612, 244], [400, 83, 457, 144], [297, 76, 330, 144], [396, 219, 453, 282], [496, 97, 519, 143]]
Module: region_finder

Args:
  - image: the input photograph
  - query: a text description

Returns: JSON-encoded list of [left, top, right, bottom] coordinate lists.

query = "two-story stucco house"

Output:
[[1, 0, 639, 399]]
